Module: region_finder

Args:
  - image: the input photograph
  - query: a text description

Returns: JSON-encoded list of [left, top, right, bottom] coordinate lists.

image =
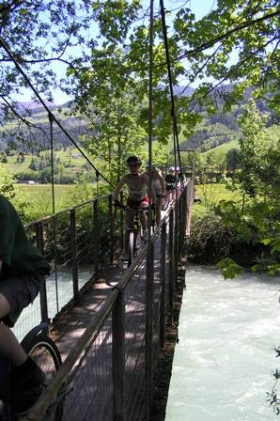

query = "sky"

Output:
[[14, 0, 217, 105]]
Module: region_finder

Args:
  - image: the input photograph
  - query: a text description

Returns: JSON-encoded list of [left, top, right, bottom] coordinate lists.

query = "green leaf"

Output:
[[217, 258, 244, 280]]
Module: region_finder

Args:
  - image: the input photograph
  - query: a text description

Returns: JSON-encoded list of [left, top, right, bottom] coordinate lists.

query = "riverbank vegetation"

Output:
[[188, 100, 280, 279]]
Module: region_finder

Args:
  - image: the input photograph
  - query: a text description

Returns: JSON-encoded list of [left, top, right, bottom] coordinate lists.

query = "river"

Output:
[[166, 266, 280, 421]]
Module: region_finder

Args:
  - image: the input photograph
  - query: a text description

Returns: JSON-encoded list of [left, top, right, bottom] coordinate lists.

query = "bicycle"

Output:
[[0, 321, 64, 421], [163, 183, 176, 210], [113, 201, 151, 267]]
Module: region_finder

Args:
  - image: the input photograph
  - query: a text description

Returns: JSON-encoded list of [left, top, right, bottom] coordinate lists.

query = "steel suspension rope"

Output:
[[146, 2, 155, 418], [159, 0, 182, 172], [49, 112, 60, 312]]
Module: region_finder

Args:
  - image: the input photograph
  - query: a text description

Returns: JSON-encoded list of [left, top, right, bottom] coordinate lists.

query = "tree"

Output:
[[225, 148, 240, 171], [215, 101, 280, 277], [235, 100, 280, 203], [69, 47, 149, 185], [1, 0, 279, 189], [0, 163, 28, 217], [0, 0, 93, 105], [172, 0, 280, 115]]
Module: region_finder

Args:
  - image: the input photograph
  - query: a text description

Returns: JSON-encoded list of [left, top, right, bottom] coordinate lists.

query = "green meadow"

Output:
[[192, 182, 241, 219], [6, 148, 88, 174], [17, 183, 99, 221]]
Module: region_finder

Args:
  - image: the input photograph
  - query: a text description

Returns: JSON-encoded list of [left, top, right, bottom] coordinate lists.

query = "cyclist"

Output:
[[0, 194, 50, 415], [113, 156, 156, 256], [144, 161, 165, 225], [164, 166, 177, 204], [175, 166, 187, 191]]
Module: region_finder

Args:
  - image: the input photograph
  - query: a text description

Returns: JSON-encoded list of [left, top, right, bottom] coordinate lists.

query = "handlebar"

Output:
[[112, 200, 126, 210]]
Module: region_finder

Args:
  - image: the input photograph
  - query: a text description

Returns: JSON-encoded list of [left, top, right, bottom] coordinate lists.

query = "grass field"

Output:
[[203, 138, 239, 157], [192, 182, 241, 219], [17, 183, 99, 221], [16, 179, 240, 223], [5, 148, 89, 174]]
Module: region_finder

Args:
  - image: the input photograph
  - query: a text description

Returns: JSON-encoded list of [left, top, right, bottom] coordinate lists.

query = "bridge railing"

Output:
[[15, 193, 124, 341], [25, 180, 193, 421]]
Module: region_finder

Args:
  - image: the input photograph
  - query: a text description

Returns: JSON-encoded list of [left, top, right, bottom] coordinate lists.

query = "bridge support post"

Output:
[[112, 292, 125, 421], [108, 194, 114, 265], [168, 208, 175, 320], [93, 199, 99, 280], [160, 221, 167, 347], [35, 220, 49, 322], [70, 208, 79, 301], [146, 240, 155, 420]]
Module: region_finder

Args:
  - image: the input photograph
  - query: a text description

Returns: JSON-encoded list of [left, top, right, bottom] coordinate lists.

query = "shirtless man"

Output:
[[113, 156, 156, 252]]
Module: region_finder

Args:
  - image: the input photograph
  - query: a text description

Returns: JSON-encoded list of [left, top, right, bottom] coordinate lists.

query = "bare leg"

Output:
[[140, 210, 147, 231], [156, 197, 163, 225]]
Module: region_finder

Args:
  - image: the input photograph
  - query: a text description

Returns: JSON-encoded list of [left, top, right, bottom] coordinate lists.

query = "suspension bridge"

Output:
[[13, 182, 193, 421]]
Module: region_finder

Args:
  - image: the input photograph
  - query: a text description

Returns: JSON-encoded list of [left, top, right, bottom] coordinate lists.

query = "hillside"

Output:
[[0, 84, 278, 176]]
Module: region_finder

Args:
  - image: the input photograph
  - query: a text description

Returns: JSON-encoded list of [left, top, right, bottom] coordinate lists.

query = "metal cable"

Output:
[[159, 0, 182, 172]]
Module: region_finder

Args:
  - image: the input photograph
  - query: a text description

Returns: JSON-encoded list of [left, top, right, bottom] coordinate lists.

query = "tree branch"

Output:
[[176, 9, 280, 62]]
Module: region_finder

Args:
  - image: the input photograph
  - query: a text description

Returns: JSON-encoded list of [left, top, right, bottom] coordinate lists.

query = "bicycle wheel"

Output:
[[162, 194, 170, 211], [135, 226, 142, 250], [22, 335, 64, 421], [128, 230, 135, 267]]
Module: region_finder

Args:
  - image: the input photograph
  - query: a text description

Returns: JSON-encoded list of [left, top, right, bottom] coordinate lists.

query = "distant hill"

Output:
[[179, 85, 277, 153], [16, 100, 57, 111], [0, 83, 277, 158]]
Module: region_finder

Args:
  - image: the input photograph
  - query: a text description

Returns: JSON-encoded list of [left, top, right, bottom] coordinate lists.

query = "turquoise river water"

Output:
[[166, 266, 280, 421]]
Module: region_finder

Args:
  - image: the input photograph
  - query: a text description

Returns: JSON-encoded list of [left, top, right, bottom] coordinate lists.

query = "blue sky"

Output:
[[189, 0, 217, 18]]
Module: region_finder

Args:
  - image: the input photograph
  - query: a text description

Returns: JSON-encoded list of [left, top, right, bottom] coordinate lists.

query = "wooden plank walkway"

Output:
[[49, 263, 124, 361]]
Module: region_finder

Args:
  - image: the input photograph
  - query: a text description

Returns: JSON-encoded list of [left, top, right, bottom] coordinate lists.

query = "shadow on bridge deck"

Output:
[[50, 263, 125, 360], [50, 257, 188, 421]]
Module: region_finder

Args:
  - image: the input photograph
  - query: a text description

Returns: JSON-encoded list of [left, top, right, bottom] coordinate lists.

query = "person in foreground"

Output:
[[113, 156, 156, 257], [0, 194, 50, 415]]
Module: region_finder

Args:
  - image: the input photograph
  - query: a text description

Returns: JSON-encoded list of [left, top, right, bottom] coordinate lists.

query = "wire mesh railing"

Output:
[[21, 180, 193, 420], [13, 194, 122, 341]]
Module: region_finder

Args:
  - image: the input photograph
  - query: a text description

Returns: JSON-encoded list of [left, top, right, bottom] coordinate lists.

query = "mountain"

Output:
[[158, 84, 195, 96]]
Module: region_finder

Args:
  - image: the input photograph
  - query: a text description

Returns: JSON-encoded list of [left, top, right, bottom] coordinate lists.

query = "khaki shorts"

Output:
[[0, 274, 43, 327]]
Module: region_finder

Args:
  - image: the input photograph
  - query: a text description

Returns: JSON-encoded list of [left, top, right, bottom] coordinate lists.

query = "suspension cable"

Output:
[[0, 35, 114, 189], [147, 0, 154, 214], [159, 0, 182, 172], [49, 113, 56, 216], [146, 3, 154, 416], [49, 112, 59, 311]]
